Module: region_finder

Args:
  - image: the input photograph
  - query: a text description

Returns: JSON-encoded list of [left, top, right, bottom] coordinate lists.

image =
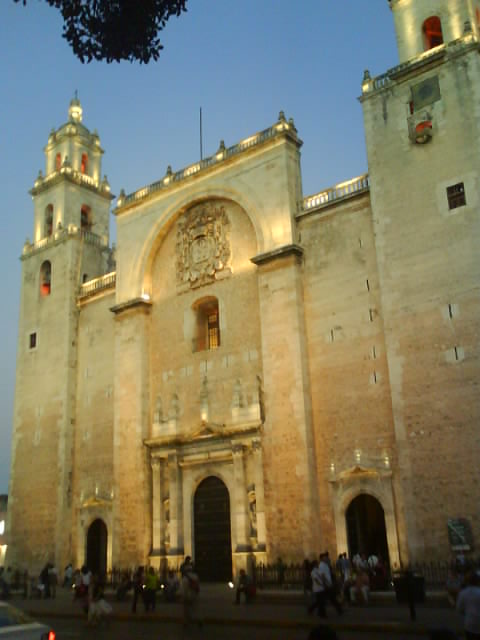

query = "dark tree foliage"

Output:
[[14, 0, 188, 63]]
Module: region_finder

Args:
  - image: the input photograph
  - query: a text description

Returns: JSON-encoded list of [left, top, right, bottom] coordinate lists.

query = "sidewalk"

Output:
[[9, 585, 463, 636]]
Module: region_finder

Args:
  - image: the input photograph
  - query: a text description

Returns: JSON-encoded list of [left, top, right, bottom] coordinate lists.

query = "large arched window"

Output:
[[423, 16, 443, 51], [192, 296, 220, 352], [40, 261, 51, 297], [44, 205, 53, 237], [81, 205, 92, 231], [81, 153, 89, 175]]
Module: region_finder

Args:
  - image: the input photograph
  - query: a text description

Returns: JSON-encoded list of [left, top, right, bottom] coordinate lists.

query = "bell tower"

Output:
[[388, 0, 480, 63], [7, 98, 114, 572], [359, 3, 480, 562]]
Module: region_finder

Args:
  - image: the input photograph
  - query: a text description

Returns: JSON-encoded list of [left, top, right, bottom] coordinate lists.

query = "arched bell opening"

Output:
[[423, 16, 444, 51]]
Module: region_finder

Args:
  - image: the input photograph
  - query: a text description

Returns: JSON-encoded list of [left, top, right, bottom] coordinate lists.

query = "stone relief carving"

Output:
[[176, 202, 231, 289]]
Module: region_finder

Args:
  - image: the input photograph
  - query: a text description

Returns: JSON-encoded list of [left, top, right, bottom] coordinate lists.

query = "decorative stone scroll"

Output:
[[176, 202, 231, 289]]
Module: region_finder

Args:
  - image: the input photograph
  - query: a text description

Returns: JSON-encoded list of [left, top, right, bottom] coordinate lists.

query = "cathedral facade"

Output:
[[7, 0, 480, 578]]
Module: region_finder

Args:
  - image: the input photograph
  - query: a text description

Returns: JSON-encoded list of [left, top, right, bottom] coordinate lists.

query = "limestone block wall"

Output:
[[363, 47, 480, 560], [299, 193, 397, 557], [149, 199, 262, 434], [73, 293, 115, 566], [8, 239, 81, 571], [255, 250, 320, 561]]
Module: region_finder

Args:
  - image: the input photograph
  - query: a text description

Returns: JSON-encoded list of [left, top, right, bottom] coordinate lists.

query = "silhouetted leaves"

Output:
[[14, 0, 188, 63]]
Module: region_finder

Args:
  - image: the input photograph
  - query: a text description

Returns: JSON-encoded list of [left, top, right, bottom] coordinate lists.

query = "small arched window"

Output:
[[423, 16, 444, 51], [81, 205, 92, 231], [81, 153, 88, 175], [55, 153, 61, 171], [40, 261, 51, 297], [193, 297, 220, 352], [44, 205, 53, 237]]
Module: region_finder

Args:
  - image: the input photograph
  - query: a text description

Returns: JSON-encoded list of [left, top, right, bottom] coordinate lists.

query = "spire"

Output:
[[68, 92, 83, 123]]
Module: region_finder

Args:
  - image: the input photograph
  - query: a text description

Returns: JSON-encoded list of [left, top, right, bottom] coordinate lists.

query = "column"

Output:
[[167, 452, 183, 556], [232, 443, 249, 551], [151, 459, 161, 553], [252, 439, 266, 550]]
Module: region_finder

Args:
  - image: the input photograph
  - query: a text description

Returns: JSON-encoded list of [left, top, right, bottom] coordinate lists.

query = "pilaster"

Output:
[[232, 444, 249, 551], [252, 244, 320, 559]]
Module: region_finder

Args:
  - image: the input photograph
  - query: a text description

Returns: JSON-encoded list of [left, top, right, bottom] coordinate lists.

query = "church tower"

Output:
[[7, 97, 114, 571], [361, 1, 480, 561]]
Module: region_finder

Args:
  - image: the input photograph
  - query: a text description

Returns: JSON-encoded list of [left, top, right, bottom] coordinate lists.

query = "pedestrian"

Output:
[[48, 563, 58, 598], [234, 568, 255, 604], [40, 563, 50, 599], [144, 566, 158, 612], [164, 569, 180, 603], [457, 571, 480, 639], [181, 557, 202, 630], [309, 553, 342, 618], [131, 566, 145, 614], [63, 563, 73, 588]]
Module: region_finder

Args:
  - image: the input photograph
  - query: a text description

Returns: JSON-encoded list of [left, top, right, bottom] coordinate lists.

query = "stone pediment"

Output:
[[80, 495, 112, 509], [329, 464, 391, 485], [144, 420, 262, 450]]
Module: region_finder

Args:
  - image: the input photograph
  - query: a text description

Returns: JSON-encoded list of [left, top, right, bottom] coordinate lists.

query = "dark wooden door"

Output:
[[194, 476, 232, 582], [86, 519, 107, 577]]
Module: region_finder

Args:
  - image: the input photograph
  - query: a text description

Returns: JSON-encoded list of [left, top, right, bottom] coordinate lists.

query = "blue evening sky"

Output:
[[0, 1, 398, 493]]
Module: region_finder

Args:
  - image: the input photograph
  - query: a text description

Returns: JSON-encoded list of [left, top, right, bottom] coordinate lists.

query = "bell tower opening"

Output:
[[423, 16, 444, 51]]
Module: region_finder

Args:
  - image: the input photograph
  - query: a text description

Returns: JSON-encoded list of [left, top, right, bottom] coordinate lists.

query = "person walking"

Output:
[[181, 558, 202, 630], [144, 567, 158, 612], [457, 571, 480, 639], [309, 553, 342, 618], [131, 566, 145, 614]]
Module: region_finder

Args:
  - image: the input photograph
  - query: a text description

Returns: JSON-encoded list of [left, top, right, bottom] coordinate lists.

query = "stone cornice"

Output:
[[30, 170, 114, 201], [250, 243, 304, 266], [110, 297, 152, 315]]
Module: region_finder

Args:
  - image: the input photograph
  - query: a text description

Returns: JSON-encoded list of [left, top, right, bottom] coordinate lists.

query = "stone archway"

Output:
[[86, 518, 108, 576], [346, 494, 389, 564], [194, 476, 232, 582]]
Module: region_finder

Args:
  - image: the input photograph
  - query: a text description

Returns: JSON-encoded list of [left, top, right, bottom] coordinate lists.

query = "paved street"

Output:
[[44, 617, 431, 639], [7, 584, 463, 639]]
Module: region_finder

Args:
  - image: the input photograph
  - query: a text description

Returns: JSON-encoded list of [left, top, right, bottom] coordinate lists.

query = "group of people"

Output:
[[303, 550, 390, 617]]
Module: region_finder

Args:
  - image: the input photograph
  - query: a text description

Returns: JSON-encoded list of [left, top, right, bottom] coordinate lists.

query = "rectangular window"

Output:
[[411, 76, 441, 112], [447, 183, 466, 210], [207, 313, 220, 349], [29, 332, 37, 349]]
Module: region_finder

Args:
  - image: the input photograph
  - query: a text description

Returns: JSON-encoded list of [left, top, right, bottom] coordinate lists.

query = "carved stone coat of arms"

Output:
[[176, 202, 231, 288]]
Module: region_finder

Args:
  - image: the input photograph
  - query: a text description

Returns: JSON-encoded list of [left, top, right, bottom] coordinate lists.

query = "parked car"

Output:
[[0, 601, 55, 638]]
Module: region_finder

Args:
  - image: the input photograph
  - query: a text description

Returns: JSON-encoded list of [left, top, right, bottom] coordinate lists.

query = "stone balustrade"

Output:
[[22, 227, 109, 258], [302, 174, 369, 211], [363, 33, 478, 94], [116, 115, 297, 209], [78, 271, 116, 299]]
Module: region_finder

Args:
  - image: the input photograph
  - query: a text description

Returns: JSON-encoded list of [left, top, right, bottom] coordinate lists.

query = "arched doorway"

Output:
[[194, 476, 232, 582], [346, 494, 389, 565], [86, 519, 107, 576]]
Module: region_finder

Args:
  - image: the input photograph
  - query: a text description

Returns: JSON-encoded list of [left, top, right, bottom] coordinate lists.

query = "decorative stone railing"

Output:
[[302, 174, 369, 211], [363, 32, 478, 94], [22, 227, 109, 258], [78, 271, 116, 299], [116, 113, 298, 210], [31, 166, 111, 196]]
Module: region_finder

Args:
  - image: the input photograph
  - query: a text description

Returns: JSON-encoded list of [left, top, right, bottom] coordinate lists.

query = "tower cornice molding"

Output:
[[30, 170, 114, 201]]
